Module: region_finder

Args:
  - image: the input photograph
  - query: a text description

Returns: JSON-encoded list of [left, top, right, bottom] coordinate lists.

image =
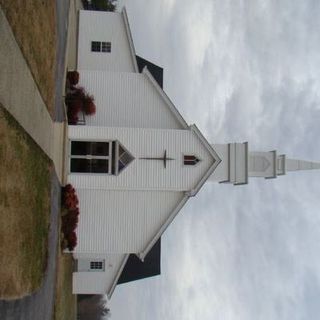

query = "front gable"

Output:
[[68, 126, 219, 192], [72, 7, 224, 298]]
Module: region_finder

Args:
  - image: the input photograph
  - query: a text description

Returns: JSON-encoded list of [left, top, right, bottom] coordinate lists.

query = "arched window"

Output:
[[184, 155, 200, 166]]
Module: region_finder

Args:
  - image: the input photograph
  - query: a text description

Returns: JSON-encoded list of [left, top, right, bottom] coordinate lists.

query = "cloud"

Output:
[[111, 1, 320, 320]]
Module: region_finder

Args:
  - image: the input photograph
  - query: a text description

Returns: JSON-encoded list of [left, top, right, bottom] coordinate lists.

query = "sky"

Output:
[[109, 1, 320, 319]]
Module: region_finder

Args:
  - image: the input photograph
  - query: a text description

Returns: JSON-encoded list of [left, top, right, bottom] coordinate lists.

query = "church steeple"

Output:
[[286, 158, 320, 172], [208, 142, 320, 185]]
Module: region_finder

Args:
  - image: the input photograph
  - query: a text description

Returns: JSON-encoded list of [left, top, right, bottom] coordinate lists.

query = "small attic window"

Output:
[[184, 155, 200, 166], [91, 41, 111, 53]]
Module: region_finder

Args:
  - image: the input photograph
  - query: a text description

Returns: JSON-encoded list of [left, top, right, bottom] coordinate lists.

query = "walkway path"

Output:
[[0, 0, 71, 318], [0, 6, 67, 184]]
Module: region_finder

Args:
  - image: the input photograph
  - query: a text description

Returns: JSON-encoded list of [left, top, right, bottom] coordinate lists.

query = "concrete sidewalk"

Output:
[[0, 8, 66, 183], [66, 0, 82, 71]]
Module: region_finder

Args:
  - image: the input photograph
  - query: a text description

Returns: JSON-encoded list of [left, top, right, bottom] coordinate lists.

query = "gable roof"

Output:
[[142, 67, 189, 129], [117, 239, 161, 285], [137, 126, 221, 261], [136, 55, 163, 88], [139, 194, 189, 261], [188, 125, 222, 196], [107, 254, 129, 299], [121, 7, 139, 73]]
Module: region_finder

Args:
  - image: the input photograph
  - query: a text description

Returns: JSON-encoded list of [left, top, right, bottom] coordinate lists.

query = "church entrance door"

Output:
[[70, 141, 112, 173], [70, 140, 134, 175]]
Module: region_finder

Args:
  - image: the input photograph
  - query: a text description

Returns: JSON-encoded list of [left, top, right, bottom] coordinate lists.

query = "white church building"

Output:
[[69, 8, 320, 298]]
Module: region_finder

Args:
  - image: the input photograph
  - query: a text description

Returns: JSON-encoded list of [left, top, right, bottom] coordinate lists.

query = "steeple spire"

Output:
[[208, 142, 320, 185], [286, 159, 320, 172]]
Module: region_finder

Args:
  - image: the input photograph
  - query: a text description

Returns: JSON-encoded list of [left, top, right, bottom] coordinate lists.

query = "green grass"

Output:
[[0, 105, 51, 299], [54, 250, 77, 320]]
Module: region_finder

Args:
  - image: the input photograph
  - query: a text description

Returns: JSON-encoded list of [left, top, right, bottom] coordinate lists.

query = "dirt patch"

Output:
[[0, 0, 57, 117], [0, 105, 51, 299]]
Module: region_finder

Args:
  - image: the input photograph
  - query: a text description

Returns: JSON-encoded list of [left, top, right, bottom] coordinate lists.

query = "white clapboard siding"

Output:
[[78, 10, 136, 72], [73, 190, 184, 253], [209, 144, 229, 182], [73, 254, 126, 296], [68, 126, 214, 191], [78, 71, 183, 129]]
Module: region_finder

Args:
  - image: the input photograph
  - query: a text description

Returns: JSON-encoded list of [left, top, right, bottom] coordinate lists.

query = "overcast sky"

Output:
[[109, 1, 320, 319]]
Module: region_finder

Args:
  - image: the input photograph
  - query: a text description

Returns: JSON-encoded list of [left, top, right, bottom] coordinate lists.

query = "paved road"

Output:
[[0, 172, 61, 320]]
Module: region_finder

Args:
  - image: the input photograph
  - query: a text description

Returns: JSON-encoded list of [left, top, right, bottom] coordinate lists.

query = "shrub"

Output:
[[69, 98, 83, 113], [62, 213, 78, 235], [65, 86, 96, 123], [61, 184, 80, 250], [69, 207, 80, 217], [65, 88, 85, 106], [63, 184, 73, 192], [67, 71, 80, 86], [83, 94, 96, 115], [64, 194, 78, 210], [67, 112, 79, 125], [67, 231, 77, 251], [67, 98, 83, 125], [72, 87, 86, 100], [62, 184, 79, 210]]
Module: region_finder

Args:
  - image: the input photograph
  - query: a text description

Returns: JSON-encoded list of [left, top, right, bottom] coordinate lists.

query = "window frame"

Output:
[[70, 141, 112, 174], [91, 41, 111, 53], [90, 260, 105, 272], [69, 140, 134, 175], [91, 41, 101, 52], [101, 41, 111, 53]]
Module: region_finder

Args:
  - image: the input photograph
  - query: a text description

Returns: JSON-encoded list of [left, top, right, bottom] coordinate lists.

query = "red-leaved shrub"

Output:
[[69, 207, 80, 217], [67, 71, 80, 86], [83, 94, 96, 115], [67, 113, 79, 125], [62, 184, 79, 210], [63, 184, 73, 192], [61, 184, 80, 250], [67, 231, 77, 251], [62, 214, 78, 235], [65, 86, 96, 123], [65, 88, 86, 124], [64, 194, 79, 210]]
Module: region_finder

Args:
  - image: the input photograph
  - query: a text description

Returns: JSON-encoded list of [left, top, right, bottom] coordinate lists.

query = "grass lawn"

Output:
[[0, 105, 51, 299], [54, 248, 77, 320], [0, 0, 56, 116]]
